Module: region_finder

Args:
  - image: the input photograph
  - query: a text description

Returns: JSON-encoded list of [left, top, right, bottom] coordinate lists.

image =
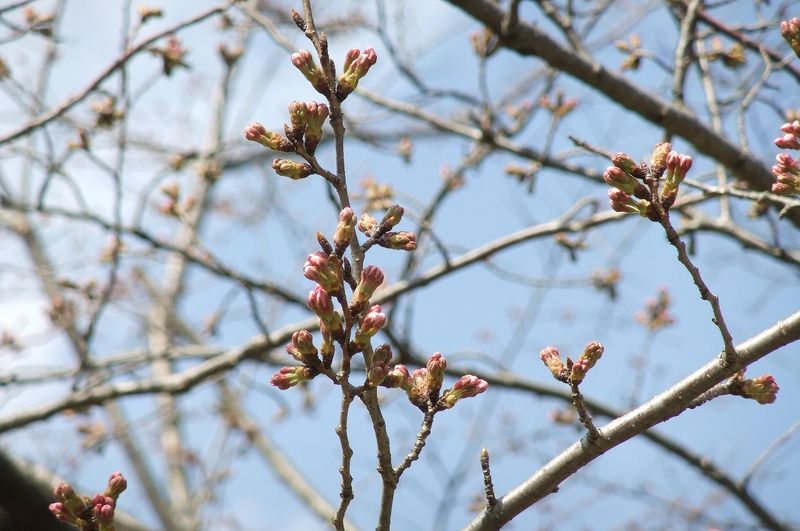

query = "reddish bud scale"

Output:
[[303, 252, 343, 294], [440, 375, 489, 409], [351, 264, 384, 307]]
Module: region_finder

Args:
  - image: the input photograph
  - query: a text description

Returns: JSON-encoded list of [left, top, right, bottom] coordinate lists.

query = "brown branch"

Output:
[[463, 309, 800, 530]]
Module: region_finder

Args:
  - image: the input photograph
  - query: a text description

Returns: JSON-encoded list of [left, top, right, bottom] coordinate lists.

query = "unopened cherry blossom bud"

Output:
[[272, 159, 314, 180], [355, 304, 386, 346], [649, 142, 671, 178], [439, 375, 488, 409], [244, 123, 294, 152], [426, 352, 447, 395], [337, 47, 378, 100], [270, 366, 314, 389], [288, 101, 309, 140], [303, 251, 343, 294], [611, 152, 637, 174], [540, 346, 566, 380], [290, 49, 329, 94], [570, 341, 603, 383], [366, 344, 392, 387], [380, 205, 404, 228], [333, 207, 356, 253], [94, 500, 115, 527], [741, 374, 779, 404], [608, 189, 652, 218], [307, 285, 340, 330], [775, 133, 800, 150], [351, 265, 384, 307], [382, 364, 411, 389], [105, 471, 127, 499], [781, 18, 800, 57], [406, 368, 430, 408], [603, 166, 647, 197], [286, 330, 318, 363], [358, 213, 379, 235], [49, 502, 75, 524], [304, 102, 329, 155], [380, 231, 417, 251]]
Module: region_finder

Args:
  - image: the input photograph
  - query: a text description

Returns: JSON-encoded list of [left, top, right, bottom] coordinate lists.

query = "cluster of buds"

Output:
[[366, 343, 393, 387], [379, 353, 488, 411], [736, 374, 780, 405], [337, 47, 378, 100], [378, 231, 417, 251], [774, 120, 800, 150], [661, 151, 693, 208], [287, 100, 330, 155], [286, 330, 319, 364], [540, 342, 605, 385], [781, 18, 800, 59], [604, 143, 693, 218], [635, 287, 676, 331], [303, 251, 343, 294], [49, 472, 127, 531], [705, 37, 746, 69], [771, 153, 800, 195], [290, 49, 329, 94]]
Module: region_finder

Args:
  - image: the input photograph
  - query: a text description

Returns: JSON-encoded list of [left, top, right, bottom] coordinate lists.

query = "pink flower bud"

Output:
[[355, 304, 386, 346], [333, 207, 357, 252], [540, 346, 566, 380], [603, 166, 644, 196], [426, 352, 447, 395], [382, 364, 411, 389], [303, 102, 329, 155], [290, 49, 329, 94], [775, 133, 800, 150], [49, 502, 76, 523], [105, 471, 127, 498], [781, 18, 800, 57], [303, 252, 343, 294], [337, 47, 378, 100], [270, 366, 314, 390], [440, 375, 488, 409], [286, 330, 318, 363], [351, 265, 384, 307]]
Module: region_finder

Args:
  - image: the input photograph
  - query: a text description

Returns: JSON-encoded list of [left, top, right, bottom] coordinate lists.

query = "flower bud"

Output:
[[290, 49, 329, 94], [270, 366, 315, 390], [303, 251, 343, 294], [380, 205, 404, 228], [380, 231, 417, 251], [611, 152, 637, 174], [382, 364, 411, 389], [304, 102, 329, 155], [569, 341, 603, 384], [603, 166, 647, 197], [49, 502, 76, 524], [775, 133, 800, 150], [426, 352, 447, 395], [358, 213, 379, 235], [439, 375, 488, 409], [288, 101, 309, 140], [337, 47, 377, 100], [244, 123, 294, 152], [333, 207, 357, 253], [649, 142, 671, 179], [354, 304, 386, 347], [105, 471, 127, 499], [740, 374, 779, 404], [540, 346, 566, 380], [272, 159, 314, 180], [351, 265, 384, 308], [286, 330, 318, 363], [781, 18, 800, 58]]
